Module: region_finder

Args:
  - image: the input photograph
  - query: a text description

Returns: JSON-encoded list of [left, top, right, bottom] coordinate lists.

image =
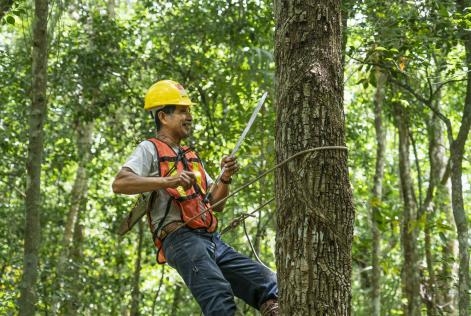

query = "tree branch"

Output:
[[389, 76, 453, 137]]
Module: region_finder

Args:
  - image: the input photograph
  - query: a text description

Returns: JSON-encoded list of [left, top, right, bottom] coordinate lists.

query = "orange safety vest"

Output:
[[147, 138, 217, 263]]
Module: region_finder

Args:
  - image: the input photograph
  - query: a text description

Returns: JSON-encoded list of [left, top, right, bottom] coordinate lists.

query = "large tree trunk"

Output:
[[393, 103, 421, 315], [370, 67, 387, 316], [274, 1, 354, 315], [18, 0, 48, 314]]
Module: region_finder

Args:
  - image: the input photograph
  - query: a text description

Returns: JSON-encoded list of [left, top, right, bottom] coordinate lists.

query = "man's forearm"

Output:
[[112, 168, 178, 195], [209, 182, 230, 212]]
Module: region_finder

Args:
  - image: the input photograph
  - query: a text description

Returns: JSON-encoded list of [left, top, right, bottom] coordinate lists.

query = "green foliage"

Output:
[[1, 1, 27, 26], [346, 0, 471, 314]]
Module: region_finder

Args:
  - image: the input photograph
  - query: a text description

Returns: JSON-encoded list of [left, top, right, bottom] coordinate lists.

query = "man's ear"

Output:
[[157, 110, 167, 125]]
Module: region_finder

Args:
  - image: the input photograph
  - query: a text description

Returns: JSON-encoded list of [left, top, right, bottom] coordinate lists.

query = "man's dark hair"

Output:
[[152, 105, 176, 131]]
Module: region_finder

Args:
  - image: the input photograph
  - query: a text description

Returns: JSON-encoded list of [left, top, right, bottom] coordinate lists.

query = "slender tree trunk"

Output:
[[341, 0, 353, 68], [423, 225, 435, 315], [171, 284, 182, 316], [371, 67, 387, 316], [18, 0, 48, 314], [274, 1, 354, 315], [151, 265, 166, 316], [117, 236, 128, 316], [449, 103, 471, 316], [393, 103, 421, 315], [453, 2, 471, 314], [62, 218, 84, 315], [421, 117, 440, 316], [61, 123, 91, 315], [107, 0, 115, 18], [430, 132, 457, 314], [130, 219, 144, 316], [439, 191, 458, 315], [51, 121, 93, 315], [418, 96, 450, 315]]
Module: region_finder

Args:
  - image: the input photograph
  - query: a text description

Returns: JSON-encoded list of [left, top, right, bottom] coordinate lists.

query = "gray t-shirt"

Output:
[[123, 140, 213, 236]]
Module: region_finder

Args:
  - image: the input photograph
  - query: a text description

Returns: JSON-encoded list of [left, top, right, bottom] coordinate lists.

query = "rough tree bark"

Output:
[[274, 1, 355, 315], [393, 103, 421, 315], [18, 0, 48, 314]]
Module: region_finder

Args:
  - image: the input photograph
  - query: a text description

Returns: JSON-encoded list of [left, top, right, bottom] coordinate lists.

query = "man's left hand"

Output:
[[220, 155, 239, 180]]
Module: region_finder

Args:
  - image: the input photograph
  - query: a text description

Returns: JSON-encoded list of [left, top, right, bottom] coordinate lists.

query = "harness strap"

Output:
[[174, 192, 200, 202], [148, 139, 209, 241], [152, 196, 174, 242], [178, 147, 207, 200]]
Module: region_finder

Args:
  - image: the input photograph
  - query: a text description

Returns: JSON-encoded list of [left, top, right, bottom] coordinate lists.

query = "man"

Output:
[[112, 80, 279, 315]]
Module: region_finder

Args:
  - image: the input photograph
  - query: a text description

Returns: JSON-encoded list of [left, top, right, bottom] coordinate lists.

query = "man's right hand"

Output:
[[169, 170, 196, 190], [112, 168, 197, 194]]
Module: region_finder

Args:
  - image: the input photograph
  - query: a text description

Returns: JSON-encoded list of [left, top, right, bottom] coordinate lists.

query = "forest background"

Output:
[[0, 0, 470, 315]]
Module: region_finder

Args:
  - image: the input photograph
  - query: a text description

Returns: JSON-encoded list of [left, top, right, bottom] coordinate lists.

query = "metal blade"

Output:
[[230, 91, 267, 156], [213, 92, 268, 186]]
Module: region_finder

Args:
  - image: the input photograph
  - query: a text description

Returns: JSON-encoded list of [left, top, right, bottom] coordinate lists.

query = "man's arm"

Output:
[[112, 167, 196, 195], [209, 155, 239, 212]]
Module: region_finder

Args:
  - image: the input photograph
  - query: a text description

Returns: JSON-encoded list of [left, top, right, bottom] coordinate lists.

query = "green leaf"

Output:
[[374, 46, 388, 52], [439, 7, 450, 18], [6, 16, 15, 25]]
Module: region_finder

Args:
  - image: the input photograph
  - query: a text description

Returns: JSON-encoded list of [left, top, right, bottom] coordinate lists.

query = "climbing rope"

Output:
[[220, 197, 275, 235], [171, 145, 348, 234], [242, 218, 269, 268]]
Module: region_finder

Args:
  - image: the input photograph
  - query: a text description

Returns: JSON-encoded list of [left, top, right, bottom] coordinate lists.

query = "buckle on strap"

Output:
[[157, 221, 184, 240]]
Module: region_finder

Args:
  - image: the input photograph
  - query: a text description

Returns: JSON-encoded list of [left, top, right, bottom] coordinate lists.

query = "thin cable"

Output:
[[242, 220, 271, 270], [173, 146, 348, 232], [220, 197, 275, 235]]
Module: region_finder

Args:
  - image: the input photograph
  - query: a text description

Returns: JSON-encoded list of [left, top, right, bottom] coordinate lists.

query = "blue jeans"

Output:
[[162, 227, 278, 316]]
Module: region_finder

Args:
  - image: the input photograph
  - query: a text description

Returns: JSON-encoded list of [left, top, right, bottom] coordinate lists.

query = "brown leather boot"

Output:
[[260, 298, 279, 316]]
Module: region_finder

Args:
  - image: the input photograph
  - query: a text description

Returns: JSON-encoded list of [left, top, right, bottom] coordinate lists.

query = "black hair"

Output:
[[151, 105, 176, 131]]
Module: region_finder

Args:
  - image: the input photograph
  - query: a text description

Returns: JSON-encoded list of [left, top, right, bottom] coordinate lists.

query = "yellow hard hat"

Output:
[[144, 80, 195, 111]]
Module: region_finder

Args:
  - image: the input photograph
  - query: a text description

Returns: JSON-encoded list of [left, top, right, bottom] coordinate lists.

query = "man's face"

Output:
[[164, 105, 192, 139]]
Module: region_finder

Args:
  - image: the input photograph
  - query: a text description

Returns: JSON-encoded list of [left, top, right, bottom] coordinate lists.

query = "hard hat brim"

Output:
[[146, 102, 195, 112]]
